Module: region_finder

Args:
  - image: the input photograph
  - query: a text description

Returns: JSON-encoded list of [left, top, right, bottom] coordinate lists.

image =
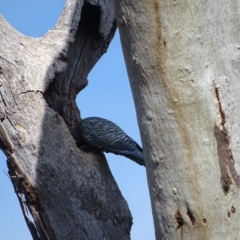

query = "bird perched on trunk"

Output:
[[72, 117, 145, 167]]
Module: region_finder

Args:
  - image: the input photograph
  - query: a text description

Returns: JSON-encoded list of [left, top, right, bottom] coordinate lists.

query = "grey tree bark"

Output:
[[116, 0, 240, 239], [0, 0, 132, 239]]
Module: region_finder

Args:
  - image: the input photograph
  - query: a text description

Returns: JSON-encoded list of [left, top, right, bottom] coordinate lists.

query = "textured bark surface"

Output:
[[115, 0, 240, 239], [0, 0, 132, 239]]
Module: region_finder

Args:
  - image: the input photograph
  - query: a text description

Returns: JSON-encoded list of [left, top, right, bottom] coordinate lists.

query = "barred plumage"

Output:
[[79, 117, 145, 166]]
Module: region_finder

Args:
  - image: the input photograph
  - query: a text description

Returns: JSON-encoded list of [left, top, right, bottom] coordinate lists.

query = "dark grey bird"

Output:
[[75, 117, 145, 167]]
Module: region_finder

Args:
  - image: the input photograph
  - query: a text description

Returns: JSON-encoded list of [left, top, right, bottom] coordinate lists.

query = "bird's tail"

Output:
[[123, 150, 145, 166]]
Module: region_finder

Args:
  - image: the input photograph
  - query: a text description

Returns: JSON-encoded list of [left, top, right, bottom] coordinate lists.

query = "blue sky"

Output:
[[0, 1, 154, 239]]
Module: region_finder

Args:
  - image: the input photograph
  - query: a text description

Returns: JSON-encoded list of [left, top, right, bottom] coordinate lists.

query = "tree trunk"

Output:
[[116, 0, 240, 239], [0, 0, 132, 239]]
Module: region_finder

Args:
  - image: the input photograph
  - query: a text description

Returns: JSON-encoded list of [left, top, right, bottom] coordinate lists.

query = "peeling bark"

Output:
[[0, 0, 132, 239]]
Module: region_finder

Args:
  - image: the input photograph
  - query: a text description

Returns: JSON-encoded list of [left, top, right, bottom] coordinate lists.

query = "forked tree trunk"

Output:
[[116, 0, 240, 239], [0, 1, 132, 239]]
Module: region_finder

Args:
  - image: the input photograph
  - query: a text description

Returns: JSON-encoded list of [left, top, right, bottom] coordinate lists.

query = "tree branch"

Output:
[[0, 0, 132, 239]]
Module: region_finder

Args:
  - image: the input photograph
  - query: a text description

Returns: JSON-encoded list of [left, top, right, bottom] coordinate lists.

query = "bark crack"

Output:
[[69, 32, 90, 94], [17, 90, 43, 96], [68, 2, 102, 95], [0, 89, 7, 107], [9, 169, 41, 240], [0, 56, 17, 69], [7, 155, 55, 240], [174, 210, 184, 229], [214, 82, 226, 129], [186, 205, 195, 225], [19, 42, 35, 56], [213, 82, 240, 194]]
